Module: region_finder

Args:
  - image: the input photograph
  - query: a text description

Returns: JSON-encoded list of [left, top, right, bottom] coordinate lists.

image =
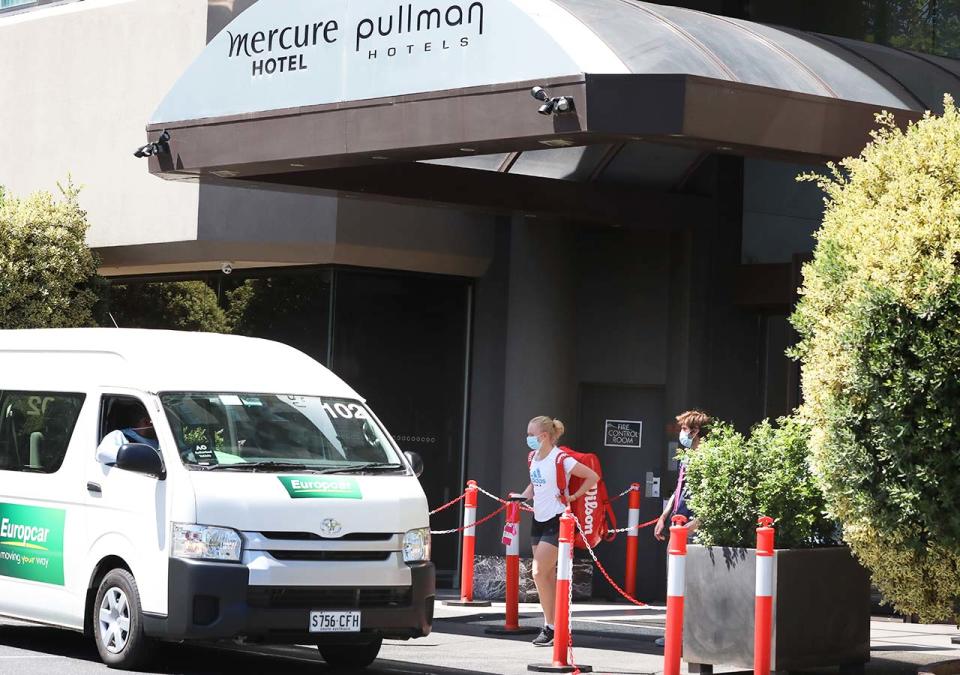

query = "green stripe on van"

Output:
[[278, 476, 362, 499]]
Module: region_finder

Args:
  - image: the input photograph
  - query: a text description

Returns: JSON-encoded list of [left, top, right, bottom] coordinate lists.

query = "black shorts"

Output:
[[531, 514, 561, 548]]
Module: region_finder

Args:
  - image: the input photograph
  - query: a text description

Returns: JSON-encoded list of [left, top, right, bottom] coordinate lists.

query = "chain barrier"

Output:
[[607, 486, 636, 503], [429, 482, 655, 534], [430, 501, 508, 535], [429, 492, 467, 516], [475, 484, 535, 513], [609, 517, 660, 534], [571, 512, 649, 608], [566, 532, 582, 675]]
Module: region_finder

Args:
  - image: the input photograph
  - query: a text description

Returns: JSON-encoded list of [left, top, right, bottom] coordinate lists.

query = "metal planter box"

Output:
[[683, 544, 871, 672]]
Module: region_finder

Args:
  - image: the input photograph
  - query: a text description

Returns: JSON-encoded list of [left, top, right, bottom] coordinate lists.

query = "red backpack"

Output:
[[528, 446, 617, 549]]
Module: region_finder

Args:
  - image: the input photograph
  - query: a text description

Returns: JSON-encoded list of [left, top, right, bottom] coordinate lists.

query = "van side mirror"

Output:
[[115, 443, 166, 480], [403, 451, 424, 478]]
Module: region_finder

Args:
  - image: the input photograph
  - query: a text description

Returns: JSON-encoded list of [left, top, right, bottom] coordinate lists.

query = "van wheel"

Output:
[[93, 569, 155, 670], [318, 638, 382, 669]]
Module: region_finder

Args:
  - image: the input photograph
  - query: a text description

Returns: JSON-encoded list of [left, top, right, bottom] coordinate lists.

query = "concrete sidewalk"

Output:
[[387, 593, 960, 675]]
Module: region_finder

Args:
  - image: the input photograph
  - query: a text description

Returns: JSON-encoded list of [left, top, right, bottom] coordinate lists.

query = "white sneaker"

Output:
[[655, 637, 665, 647]]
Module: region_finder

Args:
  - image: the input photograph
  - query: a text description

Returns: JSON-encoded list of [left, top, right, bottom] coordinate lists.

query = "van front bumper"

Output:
[[143, 558, 435, 644]]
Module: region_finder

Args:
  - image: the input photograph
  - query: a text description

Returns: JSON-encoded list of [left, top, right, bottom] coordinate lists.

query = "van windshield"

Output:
[[159, 393, 404, 472]]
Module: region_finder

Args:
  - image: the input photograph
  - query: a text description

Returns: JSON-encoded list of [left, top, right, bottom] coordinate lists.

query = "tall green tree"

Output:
[[792, 96, 960, 622], [0, 181, 99, 328], [105, 281, 230, 333]]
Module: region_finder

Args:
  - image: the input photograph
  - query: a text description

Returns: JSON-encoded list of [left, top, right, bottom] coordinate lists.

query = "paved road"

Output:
[[0, 620, 466, 675], [0, 613, 656, 675], [5, 606, 960, 675]]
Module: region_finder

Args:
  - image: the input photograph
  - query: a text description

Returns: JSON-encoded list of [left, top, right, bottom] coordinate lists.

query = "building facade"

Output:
[[2, 0, 959, 597]]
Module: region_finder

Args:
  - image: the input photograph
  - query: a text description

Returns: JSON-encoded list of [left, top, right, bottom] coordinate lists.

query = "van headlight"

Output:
[[403, 528, 431, 563], [172, 523, 243, 563]]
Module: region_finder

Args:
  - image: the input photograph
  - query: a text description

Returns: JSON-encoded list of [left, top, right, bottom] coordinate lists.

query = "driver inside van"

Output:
[[95, 404, 160, 466], [118, 412, 159, 450]]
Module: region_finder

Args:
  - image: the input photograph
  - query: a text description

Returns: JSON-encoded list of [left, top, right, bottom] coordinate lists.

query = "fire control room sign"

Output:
[[604, 420, 642, 449]]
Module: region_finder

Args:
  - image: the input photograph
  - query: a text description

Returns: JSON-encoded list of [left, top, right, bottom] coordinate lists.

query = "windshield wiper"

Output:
[[316, 463, 405, 474], [190, 461, 323, 473]]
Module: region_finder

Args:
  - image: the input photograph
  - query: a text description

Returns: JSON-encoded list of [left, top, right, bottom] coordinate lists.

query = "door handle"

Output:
[[86, 482, 102, 495]]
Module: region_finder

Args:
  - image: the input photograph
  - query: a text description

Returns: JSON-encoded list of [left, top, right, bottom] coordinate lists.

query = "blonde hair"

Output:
[[530, 415, 565, 443]]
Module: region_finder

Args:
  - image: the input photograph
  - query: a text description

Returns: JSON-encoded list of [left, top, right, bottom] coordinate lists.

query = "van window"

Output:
[[160, 393, 404, 472], [99, 396, 159, 448], [0, 392, 85, 473]]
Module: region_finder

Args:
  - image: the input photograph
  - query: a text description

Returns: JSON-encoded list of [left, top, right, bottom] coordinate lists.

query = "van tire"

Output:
[[92, 568, 155, 670], [318, 638, 382, 669]]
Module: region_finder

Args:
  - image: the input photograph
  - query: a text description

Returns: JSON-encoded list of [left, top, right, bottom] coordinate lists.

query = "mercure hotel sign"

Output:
[[228, 2, 486, 76], [150, 0, 627, 124]]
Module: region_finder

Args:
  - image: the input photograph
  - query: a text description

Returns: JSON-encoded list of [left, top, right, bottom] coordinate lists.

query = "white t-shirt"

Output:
[[530, 446, 578, 522]]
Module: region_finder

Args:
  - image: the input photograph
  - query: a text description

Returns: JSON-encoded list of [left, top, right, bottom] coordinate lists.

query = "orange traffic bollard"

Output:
[[528, 509, 592, 673], [624, 482, 642, 598], [444, 480, 491, 607], [754, 516, 775, 675], [663, 514, 689, 675], [487, 499, 538, 635]]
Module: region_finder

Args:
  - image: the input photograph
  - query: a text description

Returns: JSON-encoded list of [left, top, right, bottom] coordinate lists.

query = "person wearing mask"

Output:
[[653, 409, 710, 648], [654, 409, 710, 542], [96, 405, 160, 466], [511, 415, 599, 647], [119, 412, 160, 450]]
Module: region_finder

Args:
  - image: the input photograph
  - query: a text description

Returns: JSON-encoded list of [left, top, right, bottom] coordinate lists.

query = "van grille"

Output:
[[268, 551, 391, 562], [259, 531, 394, 542], [248, 586, 412, 609]]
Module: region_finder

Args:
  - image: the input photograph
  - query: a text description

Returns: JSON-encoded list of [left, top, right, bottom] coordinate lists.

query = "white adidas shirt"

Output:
[[530, 446, 578, 522]]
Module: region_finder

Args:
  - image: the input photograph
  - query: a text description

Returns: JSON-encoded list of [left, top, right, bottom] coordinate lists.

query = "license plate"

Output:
[[309, 611, 361, 633]]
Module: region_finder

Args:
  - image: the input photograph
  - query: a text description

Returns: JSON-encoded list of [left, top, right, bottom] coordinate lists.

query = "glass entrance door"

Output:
[[331, 270, 470, 582]]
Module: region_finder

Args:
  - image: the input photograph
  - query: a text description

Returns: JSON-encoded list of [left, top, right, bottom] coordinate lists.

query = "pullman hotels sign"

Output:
[[150, 0, 628, 125], [227, 3, 487, 76]]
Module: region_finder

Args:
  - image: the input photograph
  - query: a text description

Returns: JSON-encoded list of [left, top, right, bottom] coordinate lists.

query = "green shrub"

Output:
[[105, 281, 230, 333], [0, 181, 99, 328], [792, 95, 960, 622], [684, 416, 837, 549]]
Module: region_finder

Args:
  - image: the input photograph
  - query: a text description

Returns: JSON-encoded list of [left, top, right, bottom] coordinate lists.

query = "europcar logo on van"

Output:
[[278, 476, 363, 499], [0, 503, 65, 585]]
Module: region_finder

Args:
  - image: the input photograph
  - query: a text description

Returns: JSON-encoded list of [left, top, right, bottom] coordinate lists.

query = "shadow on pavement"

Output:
[[432, 616, 665, 656], [0, 624, 506, 675], [0, 625, 101, 663]]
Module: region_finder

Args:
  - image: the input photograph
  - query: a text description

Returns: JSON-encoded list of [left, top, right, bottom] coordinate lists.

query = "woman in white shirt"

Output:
[[512, 415, 599, 647]]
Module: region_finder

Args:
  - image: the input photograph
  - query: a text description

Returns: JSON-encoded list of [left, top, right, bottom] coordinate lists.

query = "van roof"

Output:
[[0, 329, 361, 398]]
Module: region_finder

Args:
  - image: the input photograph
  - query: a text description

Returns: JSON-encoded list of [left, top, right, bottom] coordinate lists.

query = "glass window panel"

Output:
[[509, 145, 613, 181], [227, 272, 331, 365], [331, 271, 468, 574], [420, 154, 509, 171], [0, 391, 85, 473]]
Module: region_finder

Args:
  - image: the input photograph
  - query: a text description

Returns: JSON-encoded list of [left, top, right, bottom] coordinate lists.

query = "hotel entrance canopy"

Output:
[[146, 0, 960, 223]]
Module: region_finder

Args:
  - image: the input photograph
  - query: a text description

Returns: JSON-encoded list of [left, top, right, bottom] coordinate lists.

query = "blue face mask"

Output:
[[679, 430, 694, 448], [526, 435, 541, 451]]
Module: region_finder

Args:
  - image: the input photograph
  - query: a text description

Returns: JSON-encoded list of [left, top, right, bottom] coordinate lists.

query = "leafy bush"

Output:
[[0, 181, 99, 328], [683, 416, 836, 549], [791, 96, 960, 622], [105, 281, 230, 333]]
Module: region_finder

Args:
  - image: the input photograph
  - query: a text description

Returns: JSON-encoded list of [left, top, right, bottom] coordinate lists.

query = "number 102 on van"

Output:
[[309, 610, 361, 632]]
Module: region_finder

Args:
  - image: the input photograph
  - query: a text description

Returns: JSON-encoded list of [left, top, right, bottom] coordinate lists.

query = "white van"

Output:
[[0, 329, 434, 670]]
